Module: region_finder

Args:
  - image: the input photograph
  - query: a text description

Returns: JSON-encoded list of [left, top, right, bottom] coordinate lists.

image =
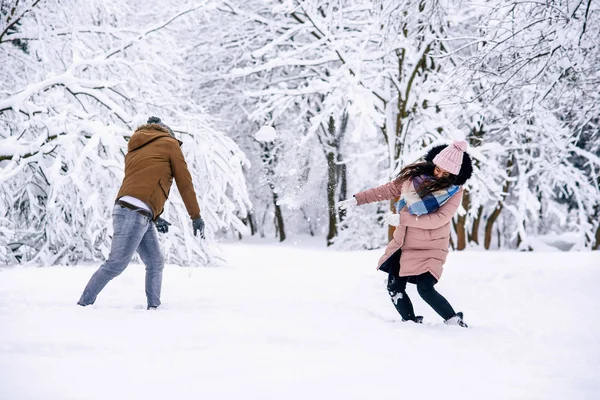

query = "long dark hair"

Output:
[[395, 161, 457, 197]]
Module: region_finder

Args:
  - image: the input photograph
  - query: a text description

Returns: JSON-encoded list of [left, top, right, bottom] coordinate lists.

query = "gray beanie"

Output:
[[147, 116, 175, 137]]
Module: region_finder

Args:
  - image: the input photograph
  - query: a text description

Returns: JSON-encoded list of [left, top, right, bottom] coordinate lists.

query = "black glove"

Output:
[[192, 216, 205, 239], [155, 217, 171, 234]]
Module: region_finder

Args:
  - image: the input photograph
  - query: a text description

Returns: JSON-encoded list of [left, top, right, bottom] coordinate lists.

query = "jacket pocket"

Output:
[[158, 178, 170, 198]]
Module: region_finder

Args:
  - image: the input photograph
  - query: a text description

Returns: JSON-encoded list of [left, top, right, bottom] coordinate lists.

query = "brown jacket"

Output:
[[355, 179, 462, 281], [116, 123, 200, 220]]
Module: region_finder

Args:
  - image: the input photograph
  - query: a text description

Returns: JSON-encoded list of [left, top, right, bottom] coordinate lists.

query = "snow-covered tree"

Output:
[[0, 0, 251, 265], [180, 0, 600, 251], [187, 0, 468, 247], [441, 0, 600, 249], [5, 0, 597, 260]]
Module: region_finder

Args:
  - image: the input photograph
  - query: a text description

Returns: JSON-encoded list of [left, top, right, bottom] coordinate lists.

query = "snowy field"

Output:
[[1, 239, 599, 400]]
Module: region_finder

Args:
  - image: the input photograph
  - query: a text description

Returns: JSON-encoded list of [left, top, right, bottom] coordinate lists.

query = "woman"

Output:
[[338, 141, 473, 327]]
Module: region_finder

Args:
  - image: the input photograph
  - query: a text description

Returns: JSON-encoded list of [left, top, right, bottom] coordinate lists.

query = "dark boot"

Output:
[[445, 311, 468, 328], [403, 315, 423, 324]]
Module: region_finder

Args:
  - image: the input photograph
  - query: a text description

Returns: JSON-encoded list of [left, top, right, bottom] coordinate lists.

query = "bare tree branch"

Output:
[[579, 0, 593, 46], [0, 0, 41, 43], [105, 5, 206, 59]]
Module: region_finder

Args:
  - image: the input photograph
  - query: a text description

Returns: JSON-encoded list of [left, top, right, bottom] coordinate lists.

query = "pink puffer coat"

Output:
[[354, 179, 463, 281]]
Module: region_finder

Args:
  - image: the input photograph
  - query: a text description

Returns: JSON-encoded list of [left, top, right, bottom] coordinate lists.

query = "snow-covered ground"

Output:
[[1, 240, 599, 400]]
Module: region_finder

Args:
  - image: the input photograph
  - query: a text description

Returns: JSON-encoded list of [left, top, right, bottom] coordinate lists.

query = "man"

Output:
[[78, 117, 205, 310]]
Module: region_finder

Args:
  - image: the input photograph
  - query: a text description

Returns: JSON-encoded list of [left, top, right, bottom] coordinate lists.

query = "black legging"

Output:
[[384, 250, 456, 321]]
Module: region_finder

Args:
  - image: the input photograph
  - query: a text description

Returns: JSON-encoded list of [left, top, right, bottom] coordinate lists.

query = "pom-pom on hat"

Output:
[[147, 116, 175, 137], [432, 140, 468, 175]]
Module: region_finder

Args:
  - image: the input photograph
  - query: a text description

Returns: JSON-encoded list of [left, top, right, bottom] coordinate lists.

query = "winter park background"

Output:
[[1, 1, 599, 399]]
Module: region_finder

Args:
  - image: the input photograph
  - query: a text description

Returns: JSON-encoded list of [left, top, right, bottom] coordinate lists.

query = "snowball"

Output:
[[254, 126, 277, 142]]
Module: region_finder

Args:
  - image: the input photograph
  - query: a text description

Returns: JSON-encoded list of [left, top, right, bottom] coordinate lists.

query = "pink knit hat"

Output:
[[432, 140, 468, 175]]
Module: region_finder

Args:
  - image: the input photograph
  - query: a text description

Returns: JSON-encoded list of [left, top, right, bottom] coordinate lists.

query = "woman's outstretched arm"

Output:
[[354, 180, 403, 205]]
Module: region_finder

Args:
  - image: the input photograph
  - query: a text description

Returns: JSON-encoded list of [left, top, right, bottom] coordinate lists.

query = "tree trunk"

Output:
[[455, 190, 470, 250], [337, 161, 348, 226], [484, 158, 513, 250], [326, 151, 337, 246], [337, 113, 349, 206], [248, 212, 256, 236], [388, 198, 399, 241], [484, 204, 503, 250], [454, 217, 466, 250], [272, 190, 286, 242], [589, 209, 600, 250], [469, 206, 483, 245], [241, 211, 256, 237], [258, 137, 284, 242], [337, 158, 347, 223], [465, 123, 485, 246], [301, 208, 315, 236], [339, 164, 347, 200], [239, 214, 251, 240]]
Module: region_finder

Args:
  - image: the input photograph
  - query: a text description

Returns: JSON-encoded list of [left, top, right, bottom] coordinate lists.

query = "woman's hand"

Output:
[[384, 213, 400, 226], [337, 197, 358, 210]]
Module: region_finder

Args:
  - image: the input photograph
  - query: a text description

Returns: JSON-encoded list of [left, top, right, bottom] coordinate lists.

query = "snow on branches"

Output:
[[0, 0, 251, 265]]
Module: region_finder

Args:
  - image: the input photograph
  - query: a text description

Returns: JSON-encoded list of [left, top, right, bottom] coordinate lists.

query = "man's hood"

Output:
[[128, 123, 179, 152]]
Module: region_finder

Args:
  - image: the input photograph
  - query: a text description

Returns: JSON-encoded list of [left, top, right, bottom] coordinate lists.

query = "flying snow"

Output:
[[254, 126, 277, 142]]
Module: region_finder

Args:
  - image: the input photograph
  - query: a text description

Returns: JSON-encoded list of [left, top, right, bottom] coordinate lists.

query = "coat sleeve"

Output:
[[399, 187, 463, 230], [354, 180, 403, 205], [169, 142, 201, 220]]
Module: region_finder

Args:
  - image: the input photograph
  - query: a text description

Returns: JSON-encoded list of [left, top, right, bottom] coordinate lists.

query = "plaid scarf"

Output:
[[394, 175, 460, 216]]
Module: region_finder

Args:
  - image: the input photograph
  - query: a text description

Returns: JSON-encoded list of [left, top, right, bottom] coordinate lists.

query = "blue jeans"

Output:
[[78, 204, 164, 307]]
